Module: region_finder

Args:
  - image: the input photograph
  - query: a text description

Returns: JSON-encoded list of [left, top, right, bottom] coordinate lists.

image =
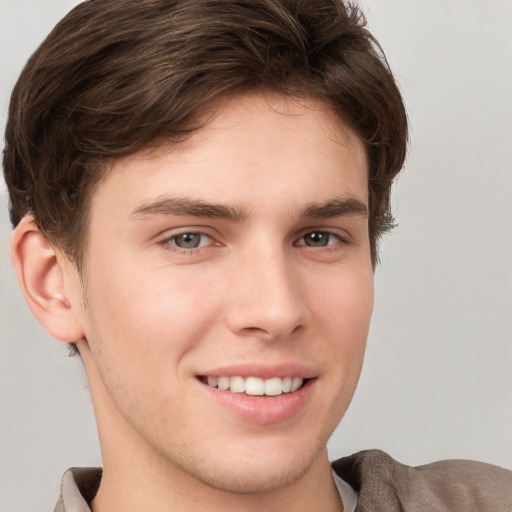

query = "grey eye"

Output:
[[172, 233, 206, 249], [302, 231, 332, 247]]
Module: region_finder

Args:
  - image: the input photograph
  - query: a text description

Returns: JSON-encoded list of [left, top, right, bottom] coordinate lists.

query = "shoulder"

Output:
[[332, 449, 512, 512]]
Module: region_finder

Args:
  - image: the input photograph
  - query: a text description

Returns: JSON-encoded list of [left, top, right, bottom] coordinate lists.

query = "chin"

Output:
[[188, 454, 315, 495], [173, 435, 328, 495]]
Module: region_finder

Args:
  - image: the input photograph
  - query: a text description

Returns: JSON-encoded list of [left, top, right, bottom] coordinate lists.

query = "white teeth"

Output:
[[245, 377, 265, 395], [218, 376, 230, 390], [204, 376, 305, 396], [264, 377, 283, 396], [282, 377, 292, 393], [291, 377, 303, 392], [230, 376, 245, 393]]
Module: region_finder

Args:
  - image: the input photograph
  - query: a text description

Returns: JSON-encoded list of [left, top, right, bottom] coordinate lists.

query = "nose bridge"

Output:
[[226, 240, 309, 340]]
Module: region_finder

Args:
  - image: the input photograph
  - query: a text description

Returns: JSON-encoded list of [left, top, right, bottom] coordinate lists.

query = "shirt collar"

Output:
[[54, 467, 101, 512]]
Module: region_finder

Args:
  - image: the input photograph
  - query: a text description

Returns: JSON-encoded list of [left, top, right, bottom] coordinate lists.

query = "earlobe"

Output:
[[10, 217, 85, 343]]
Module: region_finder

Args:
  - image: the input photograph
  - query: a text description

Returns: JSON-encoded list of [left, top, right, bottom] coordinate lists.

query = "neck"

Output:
[[92, 450, 343, 512]]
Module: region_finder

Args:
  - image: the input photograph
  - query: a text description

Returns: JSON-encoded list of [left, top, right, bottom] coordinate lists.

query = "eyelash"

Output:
[[157, 229, 349, 255], [294, 231, 347, 249], [157, 230, 216, 255]]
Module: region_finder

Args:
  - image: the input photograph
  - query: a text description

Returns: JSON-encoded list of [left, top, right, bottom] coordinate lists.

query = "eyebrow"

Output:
[[300, 197, 368, 219], [129, 195, 368, 222], [130, 196, 248, 222]]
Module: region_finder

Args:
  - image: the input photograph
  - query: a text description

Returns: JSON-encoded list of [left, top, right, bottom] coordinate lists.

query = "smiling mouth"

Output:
[[199, 376, 308, 396]]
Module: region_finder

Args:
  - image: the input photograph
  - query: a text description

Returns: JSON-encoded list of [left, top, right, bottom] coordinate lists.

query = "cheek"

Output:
[[312, 268, 373, 375], [313, 266, 374, 331], [82, 258, 220, 361]]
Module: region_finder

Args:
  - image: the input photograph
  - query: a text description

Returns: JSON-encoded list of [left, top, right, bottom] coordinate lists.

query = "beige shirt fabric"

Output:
[[54, 450, 512, 512], [332, 450, 512, 512]]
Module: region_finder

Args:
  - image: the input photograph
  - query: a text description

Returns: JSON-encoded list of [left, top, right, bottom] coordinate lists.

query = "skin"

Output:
[[13, 92, 373, 512]]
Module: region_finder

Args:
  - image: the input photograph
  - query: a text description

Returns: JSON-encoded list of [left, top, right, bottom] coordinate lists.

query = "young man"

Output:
[[3, 1, 511, 511]]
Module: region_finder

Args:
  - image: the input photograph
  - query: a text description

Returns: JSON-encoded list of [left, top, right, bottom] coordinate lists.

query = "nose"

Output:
[[225, 246, 311, 341]]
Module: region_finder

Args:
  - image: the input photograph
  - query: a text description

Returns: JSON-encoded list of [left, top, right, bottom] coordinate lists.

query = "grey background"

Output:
[[1, 1, 511, 510]]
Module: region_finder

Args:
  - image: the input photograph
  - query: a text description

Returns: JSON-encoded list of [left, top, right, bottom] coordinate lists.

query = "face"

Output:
[[71, 93, 373, 494]]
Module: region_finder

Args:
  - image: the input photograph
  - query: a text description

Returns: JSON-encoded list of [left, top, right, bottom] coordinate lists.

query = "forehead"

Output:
[[94, 92, 368, 215], [166, 92, 363, 156]]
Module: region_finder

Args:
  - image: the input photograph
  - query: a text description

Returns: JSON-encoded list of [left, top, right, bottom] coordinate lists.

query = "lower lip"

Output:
[[197, 378, 316, 425]]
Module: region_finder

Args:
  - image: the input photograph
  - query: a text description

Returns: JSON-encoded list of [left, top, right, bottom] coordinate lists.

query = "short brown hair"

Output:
[[3, 0, 407, 267]]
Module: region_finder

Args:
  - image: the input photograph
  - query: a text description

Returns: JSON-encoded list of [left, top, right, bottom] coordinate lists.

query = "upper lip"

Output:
[[197, 363, 318, 380]]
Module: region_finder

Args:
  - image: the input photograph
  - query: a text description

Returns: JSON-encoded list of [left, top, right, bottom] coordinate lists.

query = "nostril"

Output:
[[243, 327, 268, 334]]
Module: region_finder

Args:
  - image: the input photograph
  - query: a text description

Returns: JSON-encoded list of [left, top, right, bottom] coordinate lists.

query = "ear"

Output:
[[10, 217, 85, 343]]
